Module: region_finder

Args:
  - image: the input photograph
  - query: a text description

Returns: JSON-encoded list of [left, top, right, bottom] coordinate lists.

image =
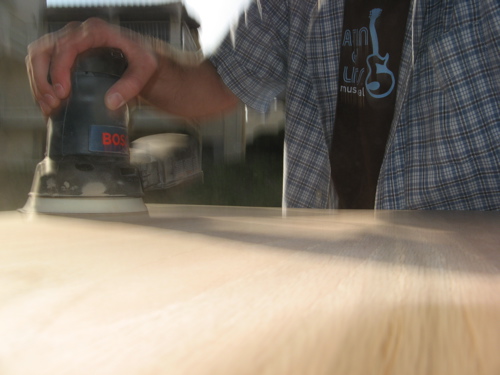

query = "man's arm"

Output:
[[140, 54, 239, 118], [26, 18, 239, 118]]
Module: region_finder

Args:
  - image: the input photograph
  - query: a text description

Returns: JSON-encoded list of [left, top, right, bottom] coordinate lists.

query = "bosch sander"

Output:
[[22, 48, 147, 214]]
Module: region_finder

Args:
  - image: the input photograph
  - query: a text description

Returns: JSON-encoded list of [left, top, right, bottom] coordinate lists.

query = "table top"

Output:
[[1, 205, 499, 375]]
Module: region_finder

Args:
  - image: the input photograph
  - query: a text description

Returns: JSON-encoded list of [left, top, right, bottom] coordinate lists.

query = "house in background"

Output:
[[0, 0, 44, 170], [0, 0, 284, 210], [44, 2, 207, 190], [0, 0, 250, 166]]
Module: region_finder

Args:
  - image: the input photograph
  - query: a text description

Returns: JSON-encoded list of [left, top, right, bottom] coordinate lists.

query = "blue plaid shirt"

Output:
[[210, 0, 500, 210]]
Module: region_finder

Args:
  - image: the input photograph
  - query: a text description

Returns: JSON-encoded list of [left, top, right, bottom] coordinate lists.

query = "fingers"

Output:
[[49, 19, 108, 100], [26, 22, 80, 115], [26, 18, 159, 115], [105, 46, 158, 110]]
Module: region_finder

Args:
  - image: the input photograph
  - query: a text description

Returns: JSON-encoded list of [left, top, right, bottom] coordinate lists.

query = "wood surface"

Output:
[[0, 205, 499, 375]]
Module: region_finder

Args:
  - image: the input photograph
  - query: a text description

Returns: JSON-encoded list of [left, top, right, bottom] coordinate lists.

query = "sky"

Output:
[[183, 0, 252, 53], [45, 0, 254, 53]]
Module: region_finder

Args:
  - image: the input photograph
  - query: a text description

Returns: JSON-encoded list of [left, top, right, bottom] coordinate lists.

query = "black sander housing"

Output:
[[22, 48, 147, 214]]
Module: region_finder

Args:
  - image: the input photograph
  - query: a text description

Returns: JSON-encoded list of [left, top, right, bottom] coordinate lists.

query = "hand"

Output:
[[26, 18, 159, 116]]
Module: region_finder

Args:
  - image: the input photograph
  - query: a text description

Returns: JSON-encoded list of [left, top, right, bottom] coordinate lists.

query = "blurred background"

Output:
[[0, 0, 285, 211]]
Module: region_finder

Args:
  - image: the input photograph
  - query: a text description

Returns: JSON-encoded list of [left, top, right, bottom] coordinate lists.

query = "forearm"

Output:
[[140, 53, 240, 119]]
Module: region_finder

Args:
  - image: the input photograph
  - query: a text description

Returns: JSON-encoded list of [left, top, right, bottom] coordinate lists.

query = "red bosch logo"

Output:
[[102, 132, 127, 147], [90, 125, 128, 154]]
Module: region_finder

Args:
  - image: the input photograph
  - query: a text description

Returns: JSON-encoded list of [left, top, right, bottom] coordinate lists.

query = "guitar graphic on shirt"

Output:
[[365, 8, 395, 99]]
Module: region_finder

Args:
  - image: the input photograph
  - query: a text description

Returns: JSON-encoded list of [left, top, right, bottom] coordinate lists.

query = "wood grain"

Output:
[[0, 206, 499, 375]]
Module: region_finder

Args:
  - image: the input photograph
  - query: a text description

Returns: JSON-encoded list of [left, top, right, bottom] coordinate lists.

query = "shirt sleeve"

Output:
[[208, 0, 289, 113]]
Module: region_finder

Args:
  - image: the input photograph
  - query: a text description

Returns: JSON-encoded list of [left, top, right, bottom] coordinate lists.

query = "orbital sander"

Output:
[[21, 48, 148, 214]]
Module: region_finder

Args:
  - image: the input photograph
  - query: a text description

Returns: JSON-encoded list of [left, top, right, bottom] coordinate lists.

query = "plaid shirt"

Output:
[[210, 0, 500, 210]]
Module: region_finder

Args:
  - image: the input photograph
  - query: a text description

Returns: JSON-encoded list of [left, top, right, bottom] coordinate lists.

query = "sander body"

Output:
[[22, 48, 147, 214]]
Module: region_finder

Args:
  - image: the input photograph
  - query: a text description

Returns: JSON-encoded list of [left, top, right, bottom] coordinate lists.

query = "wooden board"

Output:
[[0, 205, 499, 375]]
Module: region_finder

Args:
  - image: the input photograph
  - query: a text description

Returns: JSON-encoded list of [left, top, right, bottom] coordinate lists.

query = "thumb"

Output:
[[105, 92, 126, 110], [104, 52, 158, 110]]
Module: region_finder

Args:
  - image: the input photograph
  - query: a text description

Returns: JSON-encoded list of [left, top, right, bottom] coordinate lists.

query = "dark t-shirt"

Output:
[[330, 0, 411, 208]]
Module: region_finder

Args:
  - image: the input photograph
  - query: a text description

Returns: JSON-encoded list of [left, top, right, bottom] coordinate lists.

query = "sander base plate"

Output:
[[20, 196, 148, 215]]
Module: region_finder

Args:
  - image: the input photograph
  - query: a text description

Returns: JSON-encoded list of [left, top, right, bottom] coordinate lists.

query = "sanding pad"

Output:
[[20, 195, 148, 215]]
